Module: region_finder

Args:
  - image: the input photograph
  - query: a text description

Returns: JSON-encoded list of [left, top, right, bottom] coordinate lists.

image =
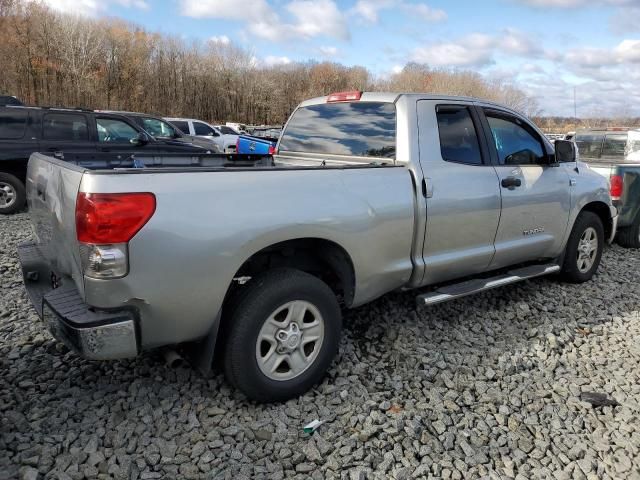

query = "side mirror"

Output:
[[555, 139, 576, 163], [130, 132, 150, 146]]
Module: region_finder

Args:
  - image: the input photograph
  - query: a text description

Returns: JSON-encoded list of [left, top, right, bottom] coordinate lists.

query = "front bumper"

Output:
[[17, 242, 138, 360]]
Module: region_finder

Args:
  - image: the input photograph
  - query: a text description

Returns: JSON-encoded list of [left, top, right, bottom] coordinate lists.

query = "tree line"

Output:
[[0, 0, 590, 127]]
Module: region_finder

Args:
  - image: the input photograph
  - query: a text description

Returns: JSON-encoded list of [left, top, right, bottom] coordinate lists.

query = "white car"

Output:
[[165, 117, 238, 153]]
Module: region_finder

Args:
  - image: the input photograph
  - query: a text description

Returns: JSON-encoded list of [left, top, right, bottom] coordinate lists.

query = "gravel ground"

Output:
[[1, 213, 640, 480]]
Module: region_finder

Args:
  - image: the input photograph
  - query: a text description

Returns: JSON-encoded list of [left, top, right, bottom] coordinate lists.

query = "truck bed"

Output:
[[25, 151, 415, 350], [61, 152, 274, 171]]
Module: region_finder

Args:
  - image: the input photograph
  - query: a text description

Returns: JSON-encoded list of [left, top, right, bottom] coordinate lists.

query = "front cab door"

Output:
[[479, 107, 571, 269]]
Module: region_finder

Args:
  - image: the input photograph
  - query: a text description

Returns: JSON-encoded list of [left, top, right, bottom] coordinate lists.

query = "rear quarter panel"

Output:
[[80, 166, 415, 348]]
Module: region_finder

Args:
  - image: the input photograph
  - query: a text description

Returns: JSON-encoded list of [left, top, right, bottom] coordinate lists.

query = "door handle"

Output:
[[422, 178, 433, 198], [501, 177, 522, 190]]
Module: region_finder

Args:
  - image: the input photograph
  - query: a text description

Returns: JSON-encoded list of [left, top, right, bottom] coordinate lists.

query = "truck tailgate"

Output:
[[26, 153, 85, 295]]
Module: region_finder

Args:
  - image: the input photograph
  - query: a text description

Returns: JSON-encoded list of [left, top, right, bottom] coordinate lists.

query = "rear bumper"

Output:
[[17, 242, 138, 360]]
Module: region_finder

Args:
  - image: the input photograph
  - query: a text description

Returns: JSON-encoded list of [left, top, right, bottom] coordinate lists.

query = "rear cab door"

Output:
[[477, 106, 571, 268], [417, 99, 502, 285], [39, 111, 96, 161]]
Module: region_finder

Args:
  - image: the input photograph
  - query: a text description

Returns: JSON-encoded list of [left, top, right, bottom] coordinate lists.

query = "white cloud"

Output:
[[31, 0, 148, 16], [514, 0, 638, 7], [610, 6, 640, 32], [401, 2, 447, 21], [351, 0, 395, 23], [319, 46, 339, 57], [351, 0, 447, 24], [180, 0, 274, 20], [264, 55, 292, 66], [410, 29, 543, 67], [564, 39, 640, 68], [182, 0, 348, 42], [210, 35, 231, 45]]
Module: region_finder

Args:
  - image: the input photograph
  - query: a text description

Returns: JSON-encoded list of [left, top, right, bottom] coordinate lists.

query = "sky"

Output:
[[36, 0, 640, 117]]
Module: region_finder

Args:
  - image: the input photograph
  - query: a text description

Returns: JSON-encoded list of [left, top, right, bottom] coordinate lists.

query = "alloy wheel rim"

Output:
[[255, 300, 325, 381], [0, 182, 16, 208], [577, 227, 598, 273]]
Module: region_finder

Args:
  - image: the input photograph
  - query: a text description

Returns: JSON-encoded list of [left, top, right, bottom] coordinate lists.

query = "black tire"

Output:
[[223, 268, 341, 403], [616, 213, 640, 249], [561, 211, 604, 283], [0, 172, 26, 215]]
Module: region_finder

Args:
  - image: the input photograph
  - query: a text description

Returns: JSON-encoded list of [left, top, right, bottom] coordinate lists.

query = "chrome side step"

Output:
[[416, 264, 560, 306]]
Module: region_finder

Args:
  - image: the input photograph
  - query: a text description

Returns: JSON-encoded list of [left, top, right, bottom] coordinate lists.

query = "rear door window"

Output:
[[436, 106, 483, 165], [575, 133, 604, 158], [602, 133, 627, 158], [0, 109, 28, 139], [43, 113, 89, 141], [279, 102, 396, 159], [194, 122, 218, 136], [171, 121, 190, 134]]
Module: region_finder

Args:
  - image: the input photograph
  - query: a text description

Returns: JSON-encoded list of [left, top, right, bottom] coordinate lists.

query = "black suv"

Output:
[[0, 96, 23, 107], [0, 106, 211, 214]]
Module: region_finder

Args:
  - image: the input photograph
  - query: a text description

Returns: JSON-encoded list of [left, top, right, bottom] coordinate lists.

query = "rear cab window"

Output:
[[0, 109, 28, 139], [278, 102, 396, 159], [575, 133, 604, 159], [602, 133, 628, 158]]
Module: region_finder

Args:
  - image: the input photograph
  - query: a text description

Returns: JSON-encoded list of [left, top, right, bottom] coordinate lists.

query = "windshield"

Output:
[[140, 117, 178, 138], [279, 102, 396, 158]]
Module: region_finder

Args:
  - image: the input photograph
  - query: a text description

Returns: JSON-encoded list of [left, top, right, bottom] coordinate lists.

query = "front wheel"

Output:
[[560, 211, 604, 283], [223, 268, 342, 403]]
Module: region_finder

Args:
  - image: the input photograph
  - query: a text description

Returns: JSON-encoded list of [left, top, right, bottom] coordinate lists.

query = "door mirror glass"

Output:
[[555, 139, 576, 163]]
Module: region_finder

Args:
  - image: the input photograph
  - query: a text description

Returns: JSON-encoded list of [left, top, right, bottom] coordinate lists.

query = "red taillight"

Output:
[[610, 174, 623, 201], [76, 192, 156, 244], [327, 91, 362, 102], [236, 137, 240, 153], [268, 144, 277, 155]]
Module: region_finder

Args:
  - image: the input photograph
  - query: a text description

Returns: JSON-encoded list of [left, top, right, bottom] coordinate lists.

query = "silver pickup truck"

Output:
[[18, 92, 617, 402], [574, 128, 640, 248]]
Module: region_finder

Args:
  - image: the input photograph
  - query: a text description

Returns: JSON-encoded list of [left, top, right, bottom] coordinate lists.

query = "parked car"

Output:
[[97, 111, 220, 153], [226, 122, 247, 134], [215, 124, 241, 135], [165, 117, 237, 153], [574, 128, 640, 247], [236, 134, 276, 155], [0, 95, 23, 106], [18, 91, 616, 402], [0, 106, 210, 214]]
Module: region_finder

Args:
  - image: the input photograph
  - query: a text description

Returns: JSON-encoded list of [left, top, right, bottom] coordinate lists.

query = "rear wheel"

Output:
[[223, 268, 341, 403], [616, 213, 640, 249], [561, 211, 604, 283], [0, 173, 26, 215]]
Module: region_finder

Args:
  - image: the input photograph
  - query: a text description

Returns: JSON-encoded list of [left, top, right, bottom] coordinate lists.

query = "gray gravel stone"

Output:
[[2, 213, 640, 479]]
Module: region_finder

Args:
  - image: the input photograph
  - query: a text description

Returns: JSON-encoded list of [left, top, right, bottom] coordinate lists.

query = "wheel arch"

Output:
[[225, 237, 356, 310], [579, 201, 614, 242]]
